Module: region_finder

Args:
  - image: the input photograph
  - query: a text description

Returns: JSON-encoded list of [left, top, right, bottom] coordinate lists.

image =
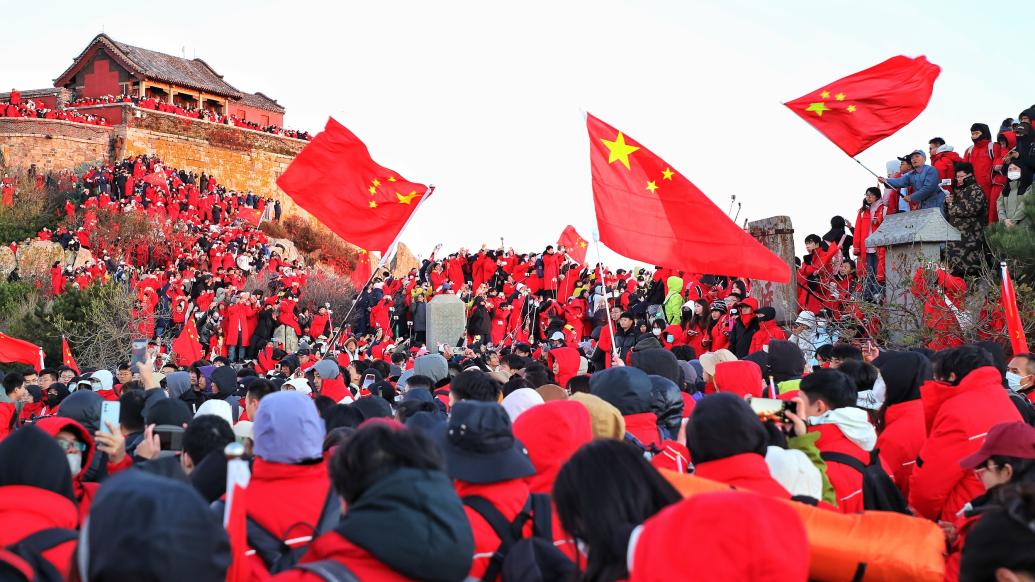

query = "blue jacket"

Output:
[[885, 165, 944, 209]]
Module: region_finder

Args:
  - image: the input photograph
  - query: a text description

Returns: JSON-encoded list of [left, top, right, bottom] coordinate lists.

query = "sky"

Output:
[[3, 0, 1033, 267]]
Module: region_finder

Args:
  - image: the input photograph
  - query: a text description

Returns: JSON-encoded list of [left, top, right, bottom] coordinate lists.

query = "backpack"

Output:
[[820, 449, 910, 514], [291, 560, 359, 582], [462, 494, 575, 582], [0, 528, 78, 582], [214, 485, 340, 574]]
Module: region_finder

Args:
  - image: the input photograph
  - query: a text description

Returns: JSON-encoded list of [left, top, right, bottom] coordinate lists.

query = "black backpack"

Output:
[[291, 560, 359, 582], [821, 449, 910, 514], [213, 485, 340, 574], [0, 528, 78, 582], [462, 494, 575, 582]]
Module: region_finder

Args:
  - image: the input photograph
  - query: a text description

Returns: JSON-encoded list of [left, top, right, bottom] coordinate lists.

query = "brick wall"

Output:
[[0, 117, 112, 170]]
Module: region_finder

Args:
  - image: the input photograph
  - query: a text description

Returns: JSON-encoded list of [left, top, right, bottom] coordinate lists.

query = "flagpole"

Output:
[[323, 185, 435, 354], [852, 157, 881, 179], [591, 231, 619, 362]]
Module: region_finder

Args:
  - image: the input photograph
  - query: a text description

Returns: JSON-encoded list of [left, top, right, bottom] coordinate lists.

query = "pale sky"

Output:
[[3, 0, 1033, 268]]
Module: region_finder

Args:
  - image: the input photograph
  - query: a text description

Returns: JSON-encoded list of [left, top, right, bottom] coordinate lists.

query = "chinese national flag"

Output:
[[1002, 263, 1030, 356], [277, 118, 430, 253], [62, 336, 79, 374], [587, 114, 790, 283], [558, 225, 589, 264], [172, 318, 203, 365], [236, 207, 262, 226], [350, 249, 373, 292], [784, 55, 941, 157], [0, 333, 44, 371]]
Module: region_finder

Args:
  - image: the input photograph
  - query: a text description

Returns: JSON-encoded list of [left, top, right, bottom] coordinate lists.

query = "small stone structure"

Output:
[[748, 216, 797, 324], [426, 294, 467, 350]]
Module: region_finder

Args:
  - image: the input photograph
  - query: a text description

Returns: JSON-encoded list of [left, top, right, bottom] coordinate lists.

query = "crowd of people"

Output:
[[65, 93, 312, 140], [0, 91, 110, 126]]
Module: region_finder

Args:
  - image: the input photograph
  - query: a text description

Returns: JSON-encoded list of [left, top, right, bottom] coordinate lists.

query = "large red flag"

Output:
[[0, 333, 43, 371], [558, 225, 589, 264], [276, 118, 430, 253], [587, 114, 790, 283], [1002, 262, 1030, 356], [62, 336, 79, 374], [349, 248, 374, 292], [784, 55, 941, 157], [172, 318, 203, 365]]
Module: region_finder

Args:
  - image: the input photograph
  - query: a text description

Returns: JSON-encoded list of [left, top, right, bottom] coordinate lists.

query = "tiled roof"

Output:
[[237, 91, 285, 113], [0, 88, 61, 101], [55, 34, 244, 99]]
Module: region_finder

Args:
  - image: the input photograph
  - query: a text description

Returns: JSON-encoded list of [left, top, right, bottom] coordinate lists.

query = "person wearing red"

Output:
[[0, 425, 80, 580], [929, 137, 964, 186], [712, 360, 764, 398], [439, 400, 542, 581], [244, 391, 332, 581], [540, 245, 563, 298], [702, 301, 730, 353], [853, 187, 888, 301], [800, 369, 886, 513], [271, 422, 474, 582], [872, 351, 930, 500], [368, 296, 393, 340], [909, 345, 1023, 522], [35, 415, 101, 516], [546, 344, 582, 389], [748, 307, 786, 354], [798, 234, 840, 314], [686, 393, 791, 498], [964, 123, 995, 201], [224, 293, 256, 363], [911, 266, 967, 351], [309, 305, 330, 338], [989, 130, 1017, 224]]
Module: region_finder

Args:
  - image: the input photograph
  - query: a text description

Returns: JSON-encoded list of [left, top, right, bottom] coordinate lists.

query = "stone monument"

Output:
[[747, 216, 797, 324], [426, 294, 467, 349]]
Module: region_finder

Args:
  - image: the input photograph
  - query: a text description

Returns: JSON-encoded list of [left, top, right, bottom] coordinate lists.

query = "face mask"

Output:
[[652, 328, 663, 337], [666, 334, 675, 343], [1008, 171, 1022, 181], [1006, 372, 1023, 391], [67, 453, 82, 475]]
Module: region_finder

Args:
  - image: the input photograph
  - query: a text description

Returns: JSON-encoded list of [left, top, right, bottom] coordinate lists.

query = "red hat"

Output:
[[629, 491, 809, 582], [960, 421, 1035, 469], [736, 297, 759, 311]]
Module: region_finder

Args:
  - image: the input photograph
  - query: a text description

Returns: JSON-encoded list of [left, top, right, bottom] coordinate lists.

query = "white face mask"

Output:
[[1008, 171, 1022, 181], [67, 452, 82, 475], [652, 328, 663, 337]]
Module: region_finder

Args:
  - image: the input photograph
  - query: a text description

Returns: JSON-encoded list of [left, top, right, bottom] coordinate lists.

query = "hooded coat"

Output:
[[964, 123, 994, 197], [546, 346, 581, 390], [908, 366, 1022, 521], [273, 468, 474, 582], [512, 401, 592, 494], [35, 416, 100, 516], [0, 425, 79, 579], [873, 351, 930, 498], [808, 407, 880, 513], [945, 175, 989, 276], [712, 360, 764, 398], [662, 276, 684, 324]]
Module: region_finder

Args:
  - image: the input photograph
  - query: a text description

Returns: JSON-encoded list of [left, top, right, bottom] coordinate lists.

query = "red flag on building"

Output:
[[276, 118, 430, 253], [0, 332, 44, 371], [62, 336, 79, 374], [587, 114, 790, 283], [1002, 262, 1029, 356], [784, 55, 941, 157], [172, 318, 203, 365], [558, 225, 589, 264]]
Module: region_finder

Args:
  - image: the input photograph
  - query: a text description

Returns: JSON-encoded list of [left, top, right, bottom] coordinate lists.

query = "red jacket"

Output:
[[0, 486, 79, 580], [34, 417, 99, 517], [541, 252, 562, 291], [270, 532, 412, 582], [875, 400, 926, 499], [546, 346, 581, 389], [693, 453, 791, 499], [712, 360, 763, 398], [455, 478, 535, 581], [748, 320, 786, 354], [244, 458, 331, 581], [810, 422, 873, 513], [931, 148, 963, 185], [512, 401, 592, 495], [964, 138, 994, 199], [853, 204, 888, 282], [908, 368, 1022, 522], [911, 267, 966, 351]]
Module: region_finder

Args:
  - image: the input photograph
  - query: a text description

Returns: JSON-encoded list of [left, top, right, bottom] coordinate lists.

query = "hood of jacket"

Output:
[[632, 335, 664, 353], [631, 348, 683, 387], [872, 351, 930, 407], [79, 470, 230, 582], [712, 360, 764, 398], [767, 340, 805, 382], [91, 370, 114, 392], [648, 375, 684, 438], [165, 371, 191, 399], [999, 130, 1018, 152], [934, 144, 956, 156], [209, 366, 237, 399], [56, 390, 103, 434], [808, 407, 877, 451], [512, 401, 592, 493], [918, 366, 1005, 435], [35, 416, 96, 484], [687, 393, 768, 464], [339, 467, 474, 581], [547, 346, 582, 388], [590, 367, 653, 415], [972, 123, 992, 143], [0, 424, 76, 503]]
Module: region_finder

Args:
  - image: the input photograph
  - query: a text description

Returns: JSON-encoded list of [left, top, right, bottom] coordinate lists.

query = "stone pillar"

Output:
[[426, 294, 467, 350], [748, 215, 797, 324]]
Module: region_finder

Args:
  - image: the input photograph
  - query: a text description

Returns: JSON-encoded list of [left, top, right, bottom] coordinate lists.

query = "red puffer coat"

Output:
[[693, 452, 791, 499], [908, 367, 1022, 521], [874, 399, 926, 499]]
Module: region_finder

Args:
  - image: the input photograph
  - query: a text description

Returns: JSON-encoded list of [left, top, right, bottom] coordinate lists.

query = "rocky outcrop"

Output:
[[390, 243, 419, 278]]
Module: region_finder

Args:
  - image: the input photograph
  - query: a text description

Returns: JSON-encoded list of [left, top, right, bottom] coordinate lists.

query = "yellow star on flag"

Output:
[[661, 167, 675, 181], [579, 241, 587, 248], [601, 131, 640, 170], [372, 179, 381, 187], [368, 186, 377, 195], [387, 176, 397, 182], [806, 102, 830, 117], [396, 191, 418, 205], [846, 105, 857, 113], [645, 180, 659, 194], [369, 200, 378, 208], [820, 90, 830, 99], [835, 93, 846, 101]]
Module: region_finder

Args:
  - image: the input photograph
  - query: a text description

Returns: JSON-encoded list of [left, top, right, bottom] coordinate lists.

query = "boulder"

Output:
[[268, 238, 300, 263], [390, 243, 419, 279], [0, 245, 14, 276], [15, 241, 65, 279], [71, 248, 94, 270]]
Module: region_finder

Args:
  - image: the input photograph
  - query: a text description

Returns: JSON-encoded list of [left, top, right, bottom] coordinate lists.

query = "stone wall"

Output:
[[0, 117, 113, 171], [120, 107, 306, 201]]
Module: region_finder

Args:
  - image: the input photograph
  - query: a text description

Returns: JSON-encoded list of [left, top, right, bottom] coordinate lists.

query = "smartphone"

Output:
[[749, 397, 793, 423], [130, 339, 148, 369], [99, 401, 120, 433], [155, 425, 184, 451], [362, 373, 376, 389]]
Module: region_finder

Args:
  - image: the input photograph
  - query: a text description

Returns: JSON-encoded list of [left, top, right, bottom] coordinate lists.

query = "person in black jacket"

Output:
[[467, 297, 492, 344], [727, 298, 760, 358]]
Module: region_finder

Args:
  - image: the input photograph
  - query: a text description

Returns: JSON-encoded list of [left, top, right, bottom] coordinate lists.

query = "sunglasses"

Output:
[[54, 438, 87, 454]]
